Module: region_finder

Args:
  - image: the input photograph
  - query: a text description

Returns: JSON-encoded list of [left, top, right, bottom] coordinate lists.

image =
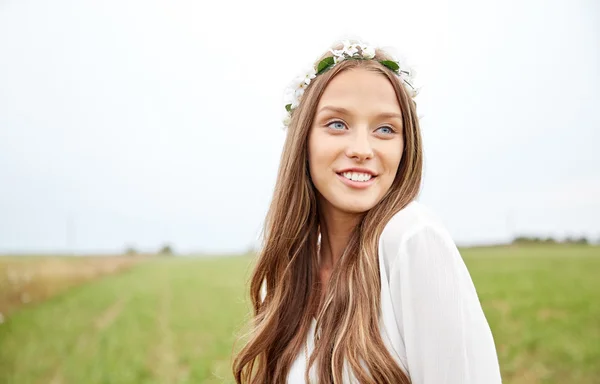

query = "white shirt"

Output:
[[287, 200, 502, 383]]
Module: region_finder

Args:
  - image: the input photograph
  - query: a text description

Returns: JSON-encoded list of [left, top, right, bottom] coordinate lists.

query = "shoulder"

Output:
[[379, 200, 455, 269]]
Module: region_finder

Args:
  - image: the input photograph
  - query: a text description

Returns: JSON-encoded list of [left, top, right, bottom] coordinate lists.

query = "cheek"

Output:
[[383, 142, 404, 179], [392, 151, 403, 171], [307, 134, 322, 184], [308, 147, 327, 185], [307, 134, 332, 179]]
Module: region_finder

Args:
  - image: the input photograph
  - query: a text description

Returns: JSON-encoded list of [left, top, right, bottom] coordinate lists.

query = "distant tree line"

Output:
[[159, 244, 174, 255], [122, 236, 596, 255], [512, 236, 591, 245], [124, 242, 175, 256]]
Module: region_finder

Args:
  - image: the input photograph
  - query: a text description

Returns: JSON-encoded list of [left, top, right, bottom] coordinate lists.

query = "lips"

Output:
[[335, 170, 377, 189], [336, 167, 377, 176], [335, 167, 378, 182]]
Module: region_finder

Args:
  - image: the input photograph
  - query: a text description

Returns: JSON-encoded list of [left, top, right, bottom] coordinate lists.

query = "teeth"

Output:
[[342, 172, 373, 182]]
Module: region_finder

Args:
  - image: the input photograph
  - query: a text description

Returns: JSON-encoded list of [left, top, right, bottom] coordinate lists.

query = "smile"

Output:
[[335, 172, 377, 189], [341, 172, 372, 182]]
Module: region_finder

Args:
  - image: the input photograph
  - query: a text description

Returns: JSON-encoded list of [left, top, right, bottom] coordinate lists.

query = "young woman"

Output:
[[232, 39, 502, 383]]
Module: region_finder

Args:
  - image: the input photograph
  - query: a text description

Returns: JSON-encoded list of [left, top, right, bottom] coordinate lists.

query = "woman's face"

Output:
[[308, 68, 404, 215]]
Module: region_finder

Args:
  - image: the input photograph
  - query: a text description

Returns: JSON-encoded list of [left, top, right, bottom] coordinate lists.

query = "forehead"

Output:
[[317, 68, 401, 114]]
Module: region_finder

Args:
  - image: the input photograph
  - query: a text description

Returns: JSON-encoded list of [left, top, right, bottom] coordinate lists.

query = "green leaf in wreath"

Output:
[[317, 57, 335, 74], [379, 60, 400, 72], [285, 104, 292, 112]]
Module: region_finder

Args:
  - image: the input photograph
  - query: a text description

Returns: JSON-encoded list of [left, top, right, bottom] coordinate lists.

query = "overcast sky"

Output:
[[1, 0, 599, 253]]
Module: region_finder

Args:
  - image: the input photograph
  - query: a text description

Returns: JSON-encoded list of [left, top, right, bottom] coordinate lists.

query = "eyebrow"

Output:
[[317, 105, 402, 120]]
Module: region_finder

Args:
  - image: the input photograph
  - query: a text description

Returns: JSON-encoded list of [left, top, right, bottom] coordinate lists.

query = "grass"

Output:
[[462, 245, 600, 383], [0, 246, 599, 383], [0, 255, 142, 318]]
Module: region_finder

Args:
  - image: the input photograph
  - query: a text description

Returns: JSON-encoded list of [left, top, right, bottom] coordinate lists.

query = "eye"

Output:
[[327, 120, 347, 130], [376, 126, 396, 134]]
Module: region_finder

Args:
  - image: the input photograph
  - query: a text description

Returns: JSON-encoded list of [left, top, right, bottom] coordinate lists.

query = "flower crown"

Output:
[[282, 40, 418, 127]]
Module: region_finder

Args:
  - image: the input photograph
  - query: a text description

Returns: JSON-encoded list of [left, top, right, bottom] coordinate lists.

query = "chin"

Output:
[[343, 206, 373, 214], [336, 198, 380, 214]]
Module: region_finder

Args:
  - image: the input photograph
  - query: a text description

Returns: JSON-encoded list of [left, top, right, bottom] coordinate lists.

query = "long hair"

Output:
[[233, 42, 423, 383]]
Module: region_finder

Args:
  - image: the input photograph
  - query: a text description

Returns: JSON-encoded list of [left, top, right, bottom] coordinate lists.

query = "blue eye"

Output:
[[327, 121, 346, 130], [377, 126, 395, 134]]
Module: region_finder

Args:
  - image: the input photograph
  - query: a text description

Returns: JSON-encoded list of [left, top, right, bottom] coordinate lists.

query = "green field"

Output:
[[1, 246, 599, 383]]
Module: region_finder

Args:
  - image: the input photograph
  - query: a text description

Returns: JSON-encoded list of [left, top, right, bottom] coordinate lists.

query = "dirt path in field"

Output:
[[94, 296, 128, 331], [43, 295, 129, 384], [149, 271, 189, 382], [48, 371, 64, 384], [75, 296, 130, 353]]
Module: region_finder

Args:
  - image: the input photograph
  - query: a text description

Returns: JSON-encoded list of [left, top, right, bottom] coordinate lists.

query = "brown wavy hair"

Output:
[[232, 41, 423, 383]]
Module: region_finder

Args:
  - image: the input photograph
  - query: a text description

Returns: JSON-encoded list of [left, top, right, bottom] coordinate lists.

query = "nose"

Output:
[[345, 129, 374, 162]]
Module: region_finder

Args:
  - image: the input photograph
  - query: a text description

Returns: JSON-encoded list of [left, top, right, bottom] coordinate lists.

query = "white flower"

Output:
[[283, 88, 295, 105], [283, 114, 291, 126], [284, 67, 316, 113], [303, 67, 316, 85], [290, 74, 306, 90], [402, 78, 418, 97], [329, 48, 345, 63], [291, 95, 301, 109], [361, 45, 376, 59], [342, 40, 359, 57]]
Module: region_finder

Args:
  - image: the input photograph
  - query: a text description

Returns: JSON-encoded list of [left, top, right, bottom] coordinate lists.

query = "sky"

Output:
[[0, 0, 599, 254]]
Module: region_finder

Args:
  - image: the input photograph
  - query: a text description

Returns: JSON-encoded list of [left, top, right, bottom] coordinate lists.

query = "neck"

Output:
[[318, 202, 362, 270]]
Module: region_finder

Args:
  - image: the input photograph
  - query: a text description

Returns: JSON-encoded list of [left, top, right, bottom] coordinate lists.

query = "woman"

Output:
[[232, 39, 502, 383]]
